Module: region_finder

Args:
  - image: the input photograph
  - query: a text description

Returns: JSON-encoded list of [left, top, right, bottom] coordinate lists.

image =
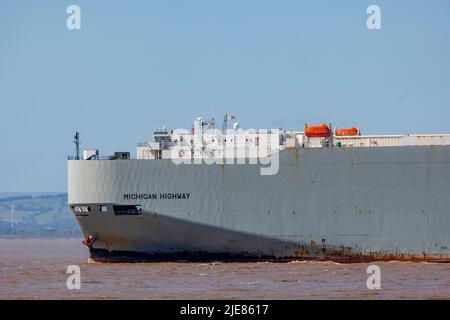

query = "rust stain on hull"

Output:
[[88, 246, 450, 264], [288, 243, 450, 263]]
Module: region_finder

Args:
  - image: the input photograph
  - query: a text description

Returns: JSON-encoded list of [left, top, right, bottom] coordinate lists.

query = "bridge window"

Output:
[[99, 204, 108, 213]]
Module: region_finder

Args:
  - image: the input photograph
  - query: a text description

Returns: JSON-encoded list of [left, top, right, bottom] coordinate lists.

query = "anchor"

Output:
[[82, 235, 97, 248]]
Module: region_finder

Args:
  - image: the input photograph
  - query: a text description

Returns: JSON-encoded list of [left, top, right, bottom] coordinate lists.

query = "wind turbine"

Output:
[[11, 203, 14, 229]]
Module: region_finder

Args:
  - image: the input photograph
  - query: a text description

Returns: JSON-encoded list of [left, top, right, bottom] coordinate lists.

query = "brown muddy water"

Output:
[[0, 238, 449, 299]]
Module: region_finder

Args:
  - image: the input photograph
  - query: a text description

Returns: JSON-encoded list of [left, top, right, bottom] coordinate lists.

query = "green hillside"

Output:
[[0, 193, 80, 236]]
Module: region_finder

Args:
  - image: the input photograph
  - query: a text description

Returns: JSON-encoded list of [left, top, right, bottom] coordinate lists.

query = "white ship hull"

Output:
[[68, 146, 450, 262]]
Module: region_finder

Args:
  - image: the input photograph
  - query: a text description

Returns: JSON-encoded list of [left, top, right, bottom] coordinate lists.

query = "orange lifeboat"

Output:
[[305, 124, 331, 138], [335, 127, 359, 136]]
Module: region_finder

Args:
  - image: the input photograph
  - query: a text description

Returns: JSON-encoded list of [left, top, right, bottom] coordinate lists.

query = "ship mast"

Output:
[[73, 131, 81, 160]]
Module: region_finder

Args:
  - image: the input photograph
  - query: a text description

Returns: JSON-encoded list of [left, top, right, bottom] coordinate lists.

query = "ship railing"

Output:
[[68, 155, 138, 160], [137, 142, 149, 147], [137, 142, 175, 149]]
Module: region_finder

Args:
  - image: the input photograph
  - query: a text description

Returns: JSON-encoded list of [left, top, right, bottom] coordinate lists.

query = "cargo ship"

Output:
[[68, 116, 450, 262]]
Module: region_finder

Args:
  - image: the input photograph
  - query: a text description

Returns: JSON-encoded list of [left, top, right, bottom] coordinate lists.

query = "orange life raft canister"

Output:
[[305, 124, 331, 138], [335, 127, 359, 136]]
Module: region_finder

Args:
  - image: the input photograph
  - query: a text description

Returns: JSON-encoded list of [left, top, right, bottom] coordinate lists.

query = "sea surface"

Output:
[[0, 237, 449, 300]]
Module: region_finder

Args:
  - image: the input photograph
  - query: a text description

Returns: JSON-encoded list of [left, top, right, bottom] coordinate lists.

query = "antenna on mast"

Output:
[[73, 131, 81, 160], [222, 113, 228, 134]]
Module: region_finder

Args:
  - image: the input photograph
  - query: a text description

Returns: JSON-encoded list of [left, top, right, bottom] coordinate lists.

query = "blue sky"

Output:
[[0, 0, 449, 192]]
